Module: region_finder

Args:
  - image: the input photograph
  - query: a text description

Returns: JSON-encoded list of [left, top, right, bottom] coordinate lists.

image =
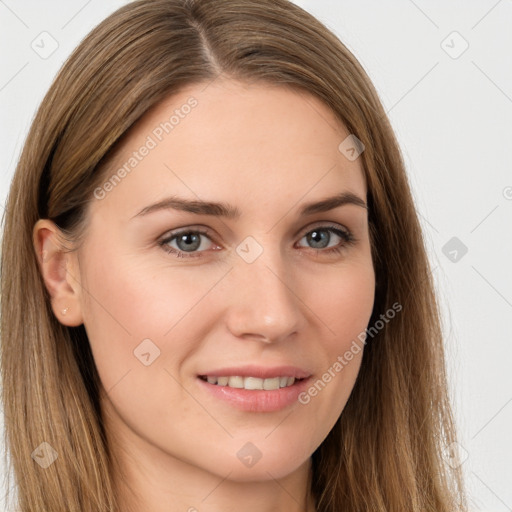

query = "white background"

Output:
[[1, 1, 511, 510]]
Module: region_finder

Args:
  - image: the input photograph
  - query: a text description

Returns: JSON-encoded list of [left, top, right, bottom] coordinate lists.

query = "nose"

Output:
[[224, 243, 305, 344]]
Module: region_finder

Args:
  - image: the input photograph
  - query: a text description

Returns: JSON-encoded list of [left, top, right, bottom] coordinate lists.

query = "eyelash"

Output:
[[158, 224, 357, 259]]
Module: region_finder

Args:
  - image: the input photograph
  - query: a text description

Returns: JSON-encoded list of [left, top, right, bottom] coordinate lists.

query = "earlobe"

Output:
[[33, 219, 84, 327]]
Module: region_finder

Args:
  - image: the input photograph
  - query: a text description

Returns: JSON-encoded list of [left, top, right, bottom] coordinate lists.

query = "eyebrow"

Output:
[[132, 191, 367, 220]]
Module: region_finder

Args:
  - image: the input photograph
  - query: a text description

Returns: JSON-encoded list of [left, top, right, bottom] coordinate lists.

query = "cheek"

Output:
[[306, 259, 375, 349], [296, 260, 374, 418], [78, 245, 227, 388]]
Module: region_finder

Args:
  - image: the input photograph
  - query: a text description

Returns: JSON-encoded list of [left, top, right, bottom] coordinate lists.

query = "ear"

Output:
[[33, 219, 84, 327]]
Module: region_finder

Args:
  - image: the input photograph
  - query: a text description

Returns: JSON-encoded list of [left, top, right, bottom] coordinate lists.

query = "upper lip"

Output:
[[198, 365, 311, 380]]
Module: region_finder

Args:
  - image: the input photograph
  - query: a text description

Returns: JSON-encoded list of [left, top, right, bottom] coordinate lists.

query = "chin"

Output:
[[216, 442, 311, 482], [214, 460, 307, 483]]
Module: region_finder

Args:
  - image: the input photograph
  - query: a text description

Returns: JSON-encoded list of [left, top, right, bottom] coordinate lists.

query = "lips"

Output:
[[196, 368, 313, 412]]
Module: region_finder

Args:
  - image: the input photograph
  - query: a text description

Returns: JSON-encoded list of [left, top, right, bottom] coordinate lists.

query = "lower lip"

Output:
[[196, 376, 311, 412]]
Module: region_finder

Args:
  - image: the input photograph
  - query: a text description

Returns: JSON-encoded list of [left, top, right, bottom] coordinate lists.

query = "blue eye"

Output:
[[159, 228, 216, 258], [297, 225, 355, 254], [159, 224, 356, 259]]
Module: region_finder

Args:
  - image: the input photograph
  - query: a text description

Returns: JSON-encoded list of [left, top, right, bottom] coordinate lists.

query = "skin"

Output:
[[34, 78, 375, 512]]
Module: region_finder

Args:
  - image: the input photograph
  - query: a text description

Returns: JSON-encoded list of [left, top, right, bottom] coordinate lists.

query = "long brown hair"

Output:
[[1, 0, 467, 510]]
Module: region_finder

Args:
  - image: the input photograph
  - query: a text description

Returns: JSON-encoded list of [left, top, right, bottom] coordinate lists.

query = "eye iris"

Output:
[[308, 229, 329, 249], [177, 232, 201, 252]]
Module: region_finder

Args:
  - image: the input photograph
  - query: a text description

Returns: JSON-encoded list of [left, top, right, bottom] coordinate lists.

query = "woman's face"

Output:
[[61, 79, 375, 482]]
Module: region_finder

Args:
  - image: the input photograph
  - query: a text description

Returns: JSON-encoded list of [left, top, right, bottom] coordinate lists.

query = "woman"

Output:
[[0, 0, 467, 510]]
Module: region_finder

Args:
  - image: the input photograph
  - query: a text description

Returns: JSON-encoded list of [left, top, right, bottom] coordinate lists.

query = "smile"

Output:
[[198, 375, 302, 390]]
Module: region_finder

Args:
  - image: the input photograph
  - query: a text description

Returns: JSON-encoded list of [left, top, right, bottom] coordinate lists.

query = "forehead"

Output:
[[93, 78, 367, 220]]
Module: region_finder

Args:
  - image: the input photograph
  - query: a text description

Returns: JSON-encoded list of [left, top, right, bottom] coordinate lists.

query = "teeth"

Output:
[[228, 376, 244, 388], [245, 377, 264, 390], [263, 377, 280, 390], [203, 375, 297, 390]]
